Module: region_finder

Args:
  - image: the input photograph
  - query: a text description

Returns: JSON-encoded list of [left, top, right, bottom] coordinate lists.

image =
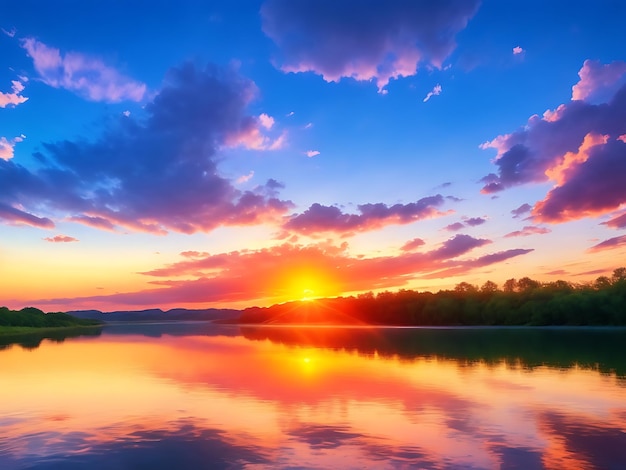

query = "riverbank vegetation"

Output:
[[0, 307, 102, 336], [240, 268, 626, 326]]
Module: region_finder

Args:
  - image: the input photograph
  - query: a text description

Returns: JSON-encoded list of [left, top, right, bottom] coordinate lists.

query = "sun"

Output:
[[300, 289, 316, 302]]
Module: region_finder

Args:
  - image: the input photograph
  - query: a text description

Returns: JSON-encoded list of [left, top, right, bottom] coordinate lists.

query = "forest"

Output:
[[239, 268, 626, 326], [0, 306, 102, 332]]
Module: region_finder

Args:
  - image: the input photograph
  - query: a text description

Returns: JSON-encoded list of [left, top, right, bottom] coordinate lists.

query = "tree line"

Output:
[[0, 306, 102, 328], [239, 268, 626, 326]]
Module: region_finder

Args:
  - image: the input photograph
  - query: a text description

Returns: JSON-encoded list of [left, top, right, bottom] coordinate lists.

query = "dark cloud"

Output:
[[283, 195, 446, 235], [0, 63, 293, 234], [480, 60, 626, 224], [261, 0, 480, 92]]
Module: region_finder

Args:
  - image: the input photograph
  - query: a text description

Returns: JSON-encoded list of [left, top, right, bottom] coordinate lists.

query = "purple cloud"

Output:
[[572, 59, 626, 102], [0, 63, 293, 234], [511, 203, 532, 218], [283, 195, 446, 235], [602, 212, 626, 229], [480, 60, 626, 224], [444, 222, 465, 232], [261, 0, 480, 92], [0, 201, 54, 228], [588, 234, 626, 252], [465, 217, 486, 226], [21, 37, 146, 102]]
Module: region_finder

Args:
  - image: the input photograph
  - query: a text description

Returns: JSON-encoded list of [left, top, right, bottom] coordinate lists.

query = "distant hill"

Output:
[[68, 308, 241, 323]]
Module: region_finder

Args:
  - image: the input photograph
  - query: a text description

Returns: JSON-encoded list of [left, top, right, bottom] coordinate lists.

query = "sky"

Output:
[[1, 0, 626, 312]]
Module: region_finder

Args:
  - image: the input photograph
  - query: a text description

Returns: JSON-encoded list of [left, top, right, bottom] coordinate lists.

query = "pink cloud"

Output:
[[258, 113, 275, 129], [236, 171, 254, 184], [21, 37, 146, 102], [261, 0, 480, 92], [0, 79, 28, 108], [43, 235, 78, 243], [34, 234, 531, 310], [587, 234, 626, 253], [504, 225, 551, 238], [0, 135, 25, 160], [283, 195, 447, 235], [602, 212, 626, 229], [571, 59, 626, 102], [512, 46, 524, 55], [305, 150, 320, 157], [400, 237, 425, 251], [465, 217, 486, 226]]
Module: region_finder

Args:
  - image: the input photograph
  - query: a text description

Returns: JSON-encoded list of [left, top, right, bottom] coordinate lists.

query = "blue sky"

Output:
[[2, 0, 626, 311]]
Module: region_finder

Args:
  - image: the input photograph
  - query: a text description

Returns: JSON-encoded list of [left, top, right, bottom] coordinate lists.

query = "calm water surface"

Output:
[[1, 324, 625, 469]]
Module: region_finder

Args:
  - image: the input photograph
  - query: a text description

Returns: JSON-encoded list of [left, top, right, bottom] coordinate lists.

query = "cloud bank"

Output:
[[0, 63, 292, 232], [283, 195, 446, 235], [261, 0, 480, 92], [481, 60, 626, 224]]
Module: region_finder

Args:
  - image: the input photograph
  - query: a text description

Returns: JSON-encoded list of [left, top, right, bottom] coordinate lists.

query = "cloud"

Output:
[[602, 212, 626, 229], [504, 226, 551, 238], [444, 222, 465, 232], [236, 171, 255, 184], [0, 62, 293, 234], [423, 84, 442, 102], [306, 150, 320, 158], [283, 195, 446, 235], [35, 235, 532, 309], [0, 79, 28, 108], [258, 113, 275, 129], [587, 234, 626, 252], [20, 37, 146, 102], [480, 60, 626, 224], [0, 202, 55, 228], [2, 27, 16, 37], [0, 135, 25, 160], [261, 0, 480, 92], [400, 237, 425, 251], [465, 217, 486, 226], [511, 203, 532, 218], [43, 235, 78, 243], [512, 46, 524, 55], [571, 59, 626, 102]]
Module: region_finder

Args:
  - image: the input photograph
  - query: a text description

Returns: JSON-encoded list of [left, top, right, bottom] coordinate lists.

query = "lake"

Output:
[[1, 323, 625, 469]]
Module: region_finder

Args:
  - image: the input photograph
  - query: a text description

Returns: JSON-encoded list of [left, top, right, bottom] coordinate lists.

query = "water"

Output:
[[1, 323, 625, 469]]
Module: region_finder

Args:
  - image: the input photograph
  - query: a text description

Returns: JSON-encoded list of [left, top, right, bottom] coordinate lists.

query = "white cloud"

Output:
[[513, 46, 524, 55], [306, 150, 320, 157], [423, 84, 442, 102], [1, 27, 16, 37]]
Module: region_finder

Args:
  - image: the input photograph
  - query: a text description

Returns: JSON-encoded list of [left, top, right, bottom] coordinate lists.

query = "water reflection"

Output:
[[1, 324, 625, 469]]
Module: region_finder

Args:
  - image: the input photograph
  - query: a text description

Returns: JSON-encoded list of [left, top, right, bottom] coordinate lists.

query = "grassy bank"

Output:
[[0, 324, 102, 337]]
